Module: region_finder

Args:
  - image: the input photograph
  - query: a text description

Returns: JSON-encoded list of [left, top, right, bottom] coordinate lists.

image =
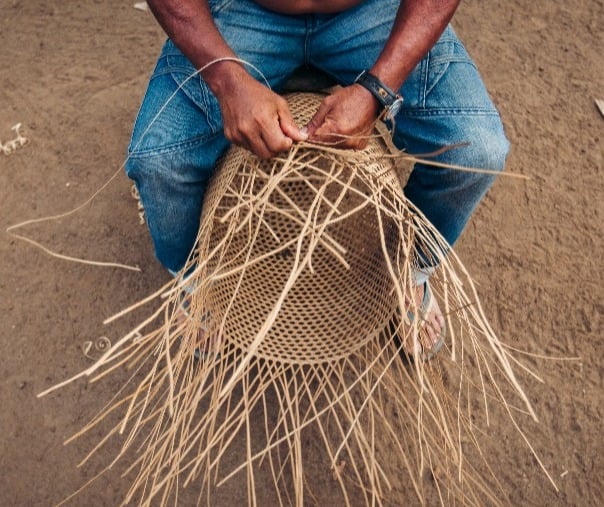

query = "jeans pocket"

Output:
[[425, 39, 475, 98], [155, 47, 222, 135], [425, 51, 451, 98]]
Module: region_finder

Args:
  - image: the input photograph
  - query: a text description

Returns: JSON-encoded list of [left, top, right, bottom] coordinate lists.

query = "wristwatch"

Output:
[[354, 70, 403, 121]]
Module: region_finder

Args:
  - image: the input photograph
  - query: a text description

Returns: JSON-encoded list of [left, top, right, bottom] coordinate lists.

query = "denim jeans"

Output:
[[125, 0, 509, 274]]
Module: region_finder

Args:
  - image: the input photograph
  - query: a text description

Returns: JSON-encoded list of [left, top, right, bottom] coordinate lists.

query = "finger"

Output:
[[261, 126, 293, 156], [230, 114, 283, 159], [250, 143, 274, 160], [278, 107, 307, 142], [313, 124, 369, 150], [257, 110, 294, 155], [312, 118, 357, 147], [304, 99, 330, 137], [243, 131, 274, 160], [311, 122, 341, 144]]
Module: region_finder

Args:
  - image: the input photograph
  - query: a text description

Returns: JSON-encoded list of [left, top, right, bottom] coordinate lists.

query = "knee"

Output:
[[123, 153, 200, 272], [124, 152, 165, 196], [124, 149, 166, 183], [446, 117, 510, 200], [465, 118, 510, 173], [124, 153, 142, 181]]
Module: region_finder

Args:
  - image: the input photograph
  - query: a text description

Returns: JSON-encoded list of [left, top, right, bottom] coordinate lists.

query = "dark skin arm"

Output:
[[146, 0, 307, 159], [306, 0, 461, 148], [146, 0, 460, 157]]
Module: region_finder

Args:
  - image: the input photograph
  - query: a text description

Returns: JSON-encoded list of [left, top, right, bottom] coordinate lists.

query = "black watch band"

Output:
[[354, 70, 403, 120]]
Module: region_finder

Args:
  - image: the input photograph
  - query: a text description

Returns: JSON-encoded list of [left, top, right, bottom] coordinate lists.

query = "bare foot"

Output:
[[176, 297, 220, 358], [404, 282, 446, 360]]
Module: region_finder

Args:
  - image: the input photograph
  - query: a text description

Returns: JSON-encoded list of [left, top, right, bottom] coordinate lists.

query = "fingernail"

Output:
[[300, 126, 308, 138]]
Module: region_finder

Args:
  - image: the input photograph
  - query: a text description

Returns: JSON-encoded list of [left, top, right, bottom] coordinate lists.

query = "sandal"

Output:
[[405, 281, 446, 361], [177, 295, 220, 361]]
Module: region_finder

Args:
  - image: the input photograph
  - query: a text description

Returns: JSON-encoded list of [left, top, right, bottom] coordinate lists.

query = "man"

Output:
[[125, 0, 509, 357]]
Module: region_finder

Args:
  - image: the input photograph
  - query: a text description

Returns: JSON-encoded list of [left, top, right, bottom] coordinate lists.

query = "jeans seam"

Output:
[[209, 0, 233, 15], [402, 108, 500, 117], [199, 79, 220, 133], [420, 52, 429, 107], [151, 65, 197, 80], [430, 55, 475, 66], [303, 15, 311, 64], [128, 131, 225, 158]]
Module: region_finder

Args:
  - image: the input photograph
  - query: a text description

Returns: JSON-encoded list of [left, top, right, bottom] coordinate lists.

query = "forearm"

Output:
[[371, 0, 461, 90], [146, 0, 248, 96], [146, 0, 306, 158]]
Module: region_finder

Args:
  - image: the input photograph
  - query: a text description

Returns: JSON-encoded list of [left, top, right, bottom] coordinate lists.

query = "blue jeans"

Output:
[[126, 0, 509, 274]]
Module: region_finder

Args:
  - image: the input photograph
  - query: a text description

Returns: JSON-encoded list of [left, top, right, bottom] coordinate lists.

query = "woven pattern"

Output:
[[44, 92, 542, 507], [200, 93, 403, 363]]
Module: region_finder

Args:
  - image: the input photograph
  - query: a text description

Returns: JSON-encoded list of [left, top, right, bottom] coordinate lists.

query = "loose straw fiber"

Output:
[[46, 92, 543, 506]]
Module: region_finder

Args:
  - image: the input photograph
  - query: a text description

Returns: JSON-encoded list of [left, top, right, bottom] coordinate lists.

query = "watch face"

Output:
[[386, 97, 403, 120]]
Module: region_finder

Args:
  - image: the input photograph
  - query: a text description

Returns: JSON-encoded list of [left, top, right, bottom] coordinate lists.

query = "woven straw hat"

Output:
[[198, 92, 404, 364], [44, 92, 541, 506]]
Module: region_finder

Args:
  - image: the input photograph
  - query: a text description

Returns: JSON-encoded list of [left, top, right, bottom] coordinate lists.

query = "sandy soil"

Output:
[[1, 0, 602, 505]]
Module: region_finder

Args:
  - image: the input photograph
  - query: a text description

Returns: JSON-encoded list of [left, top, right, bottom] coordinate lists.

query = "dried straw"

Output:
[[41, 92, 550, 506]]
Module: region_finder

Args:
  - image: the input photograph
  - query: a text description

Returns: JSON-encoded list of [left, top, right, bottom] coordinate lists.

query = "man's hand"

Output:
[[146, 1, 305, 159], [214, 68, 307, 159], [303, 85, 380, 150]]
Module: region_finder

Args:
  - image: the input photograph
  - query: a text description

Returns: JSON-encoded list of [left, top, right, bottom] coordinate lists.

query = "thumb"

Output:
[[303, 101, 330, 137], [278, 109, 308, 142]]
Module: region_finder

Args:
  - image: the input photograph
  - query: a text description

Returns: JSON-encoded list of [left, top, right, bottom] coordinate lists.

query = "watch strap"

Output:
[[354, 70, 400, 110]]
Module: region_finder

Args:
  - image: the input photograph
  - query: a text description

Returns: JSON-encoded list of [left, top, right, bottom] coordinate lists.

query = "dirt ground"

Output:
[[1, 0, 602, 505]]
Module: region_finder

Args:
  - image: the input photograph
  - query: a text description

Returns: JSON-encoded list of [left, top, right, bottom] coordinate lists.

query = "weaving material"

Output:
[[49, 92, 541, 506], [199, 93, 403, 364]]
